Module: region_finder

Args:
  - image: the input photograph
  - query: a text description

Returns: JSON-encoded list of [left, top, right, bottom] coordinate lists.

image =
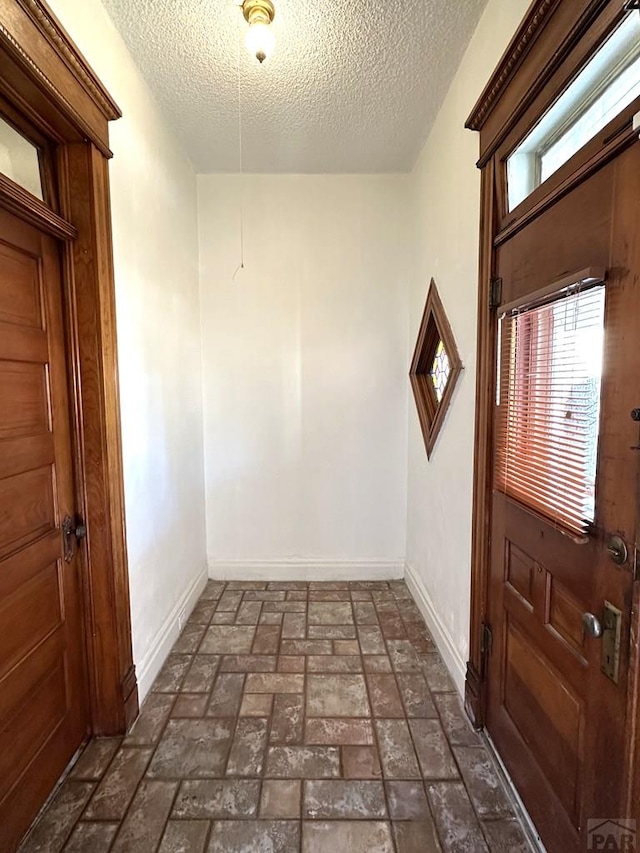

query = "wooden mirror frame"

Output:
[[464, 0, 639, 815], [0, 0, 138, 733]]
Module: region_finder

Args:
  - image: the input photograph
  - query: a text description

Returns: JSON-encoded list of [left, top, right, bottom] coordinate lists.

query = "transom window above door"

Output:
[[506, 11, 640, 211], [495, 270, 606, 536], [0, 116, 43, 201]]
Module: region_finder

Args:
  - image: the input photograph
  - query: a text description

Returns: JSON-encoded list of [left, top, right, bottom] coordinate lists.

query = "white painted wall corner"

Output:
[[404, 562, 466, 696], [208, 559, 405, 582], [135, 565, 208, 702]]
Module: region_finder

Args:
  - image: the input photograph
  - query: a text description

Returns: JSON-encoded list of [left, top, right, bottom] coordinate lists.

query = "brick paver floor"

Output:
[[19, 579, 534, 852]]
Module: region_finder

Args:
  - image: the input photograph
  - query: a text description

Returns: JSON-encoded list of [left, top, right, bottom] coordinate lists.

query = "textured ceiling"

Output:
[[102, 0, 489, 173]]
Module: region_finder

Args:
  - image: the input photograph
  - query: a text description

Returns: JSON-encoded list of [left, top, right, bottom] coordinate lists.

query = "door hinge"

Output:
[[489, 277, 503, 311], [480, 621, 493, 679]]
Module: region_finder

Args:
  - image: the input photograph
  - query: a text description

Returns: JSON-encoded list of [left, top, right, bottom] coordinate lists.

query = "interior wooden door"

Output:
[[0, 207, 89, 851], [486, 140, 640, 853]]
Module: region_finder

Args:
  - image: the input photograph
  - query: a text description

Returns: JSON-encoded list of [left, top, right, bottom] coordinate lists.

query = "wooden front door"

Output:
[[0, 207, 89, 851], [486, 140, 639, 852]]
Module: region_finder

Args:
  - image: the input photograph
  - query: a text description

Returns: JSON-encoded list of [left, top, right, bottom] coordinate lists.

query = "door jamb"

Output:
[[464, 0, 639, 816], [0, 0, 138, 733]]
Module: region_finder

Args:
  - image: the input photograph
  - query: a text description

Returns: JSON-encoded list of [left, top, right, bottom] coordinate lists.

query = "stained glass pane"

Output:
[[430, 340, 451, 403]]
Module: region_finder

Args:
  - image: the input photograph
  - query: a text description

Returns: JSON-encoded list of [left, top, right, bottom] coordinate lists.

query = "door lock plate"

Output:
[[607, 535, 628, 565], [61, 514, 86, 563], [601, 600, 622, 683]]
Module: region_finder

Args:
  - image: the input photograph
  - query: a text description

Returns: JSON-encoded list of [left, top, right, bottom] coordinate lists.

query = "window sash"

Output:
[[506, 12, 640, 212], [495, 284, 605, 535]]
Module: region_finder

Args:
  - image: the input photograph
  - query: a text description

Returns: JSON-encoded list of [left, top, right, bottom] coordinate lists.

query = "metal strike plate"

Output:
[[601, 601, 622, 683]]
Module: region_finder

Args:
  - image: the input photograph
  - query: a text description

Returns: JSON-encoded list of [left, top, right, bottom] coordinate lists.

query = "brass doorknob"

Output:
[[582, 612, 603, 639]]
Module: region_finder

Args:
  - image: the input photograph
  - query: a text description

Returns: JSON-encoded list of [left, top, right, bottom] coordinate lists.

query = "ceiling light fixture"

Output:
[[242, 0, 276, 64]]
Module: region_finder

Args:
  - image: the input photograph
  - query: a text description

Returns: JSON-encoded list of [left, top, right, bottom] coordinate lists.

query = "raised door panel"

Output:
[[547, 579, 588, 661], [0, 360, 50, 438], [504, 541, 535, 610], [503, 617, 585, 822], [0, 241, 42, 328], [0, 465, 56, 557], [0, 558, 62, 678]]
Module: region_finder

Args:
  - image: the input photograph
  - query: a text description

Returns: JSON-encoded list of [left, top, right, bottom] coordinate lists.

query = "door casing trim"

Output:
[[0, 0, 138, 734]]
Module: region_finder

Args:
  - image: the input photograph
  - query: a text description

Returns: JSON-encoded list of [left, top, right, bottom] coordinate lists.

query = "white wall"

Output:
[[405, 0, 533, 693], [48, 0, 207, 699], [199, 175, 409, 578], [45, 0, 533, 703]]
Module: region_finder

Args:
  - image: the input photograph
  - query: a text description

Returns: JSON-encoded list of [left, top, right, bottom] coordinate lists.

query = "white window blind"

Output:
[[496, 281, 606, 535]]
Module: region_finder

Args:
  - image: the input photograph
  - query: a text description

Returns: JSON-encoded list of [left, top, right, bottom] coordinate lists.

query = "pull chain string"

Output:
[[233, 7, 245, 281]]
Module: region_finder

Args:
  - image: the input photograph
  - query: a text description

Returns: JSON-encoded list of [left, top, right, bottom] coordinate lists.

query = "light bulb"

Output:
[[246, 20, 275, 63]]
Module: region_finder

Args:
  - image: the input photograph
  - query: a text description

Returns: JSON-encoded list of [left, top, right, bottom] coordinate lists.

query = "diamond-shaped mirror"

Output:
[[409, 280, 462, 458]]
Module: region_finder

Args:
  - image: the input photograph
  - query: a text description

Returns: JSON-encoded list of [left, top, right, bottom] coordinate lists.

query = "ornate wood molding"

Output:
[[466, 0, 559, 131], [468, 0, 615, 167], [17, 0, 121, 121], [0, 172, 77, 240], [0, 19, 82, 129], [0, 22, 108, 153], [0, 0, 121, 156]]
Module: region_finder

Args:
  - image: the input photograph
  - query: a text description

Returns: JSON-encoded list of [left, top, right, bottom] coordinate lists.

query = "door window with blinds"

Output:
[[496, 272, 606, 535]]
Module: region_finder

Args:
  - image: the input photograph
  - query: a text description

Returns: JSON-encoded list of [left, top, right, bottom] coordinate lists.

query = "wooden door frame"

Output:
[[0, 0, 138, 734], [464, 0, 639, 816]]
